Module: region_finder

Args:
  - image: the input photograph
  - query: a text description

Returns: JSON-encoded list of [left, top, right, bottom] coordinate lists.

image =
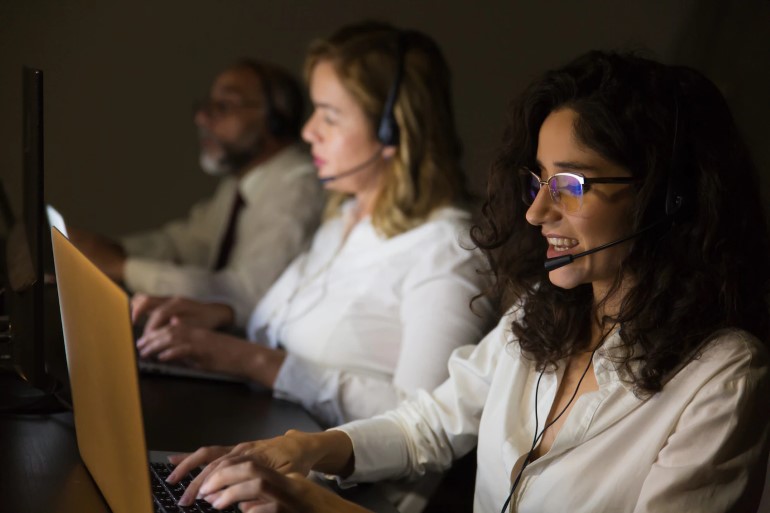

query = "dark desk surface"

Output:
[[0, 373, 397, 513]]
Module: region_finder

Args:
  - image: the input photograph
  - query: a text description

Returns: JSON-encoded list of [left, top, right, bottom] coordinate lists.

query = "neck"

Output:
[[592, 273, 635, 317], [588, 277, 634, 350], [351, 163, 387, 222], [233, 138, 291, 180]]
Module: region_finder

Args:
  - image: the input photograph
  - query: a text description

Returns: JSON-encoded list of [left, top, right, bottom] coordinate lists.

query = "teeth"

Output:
[[547, 237, 578, 251]]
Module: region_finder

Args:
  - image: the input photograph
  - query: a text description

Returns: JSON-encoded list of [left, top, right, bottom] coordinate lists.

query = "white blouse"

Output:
[[247, 202, 493, 427], [336, 307, 770, 512]]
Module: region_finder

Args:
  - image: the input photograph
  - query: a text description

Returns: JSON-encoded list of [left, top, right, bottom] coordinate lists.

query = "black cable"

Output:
[[0, 376, 72, 414], [499, 340, 604, 513]]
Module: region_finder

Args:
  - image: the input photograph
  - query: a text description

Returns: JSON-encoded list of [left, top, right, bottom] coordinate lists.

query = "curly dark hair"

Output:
[[471, 50, 770, 395]]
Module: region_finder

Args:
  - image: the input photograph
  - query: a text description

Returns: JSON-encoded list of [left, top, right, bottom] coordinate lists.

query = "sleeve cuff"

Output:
[[195, 292, 250, 329], [273, 353, 343, 427], [123, 257, 162, 294], [328, 417, 410, 484]]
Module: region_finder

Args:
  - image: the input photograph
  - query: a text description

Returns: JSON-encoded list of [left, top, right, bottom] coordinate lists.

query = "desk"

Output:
[[0, 374, 398, 513]]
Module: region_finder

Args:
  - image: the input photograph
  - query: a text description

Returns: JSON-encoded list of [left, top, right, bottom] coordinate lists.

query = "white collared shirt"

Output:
[[336, 308, 770, 512], [122, 144, 324, 326], [247, 202, 493, 427]]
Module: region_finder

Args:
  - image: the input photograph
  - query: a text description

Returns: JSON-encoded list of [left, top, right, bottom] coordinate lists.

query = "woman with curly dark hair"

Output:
[[163, 51, 770, 513]]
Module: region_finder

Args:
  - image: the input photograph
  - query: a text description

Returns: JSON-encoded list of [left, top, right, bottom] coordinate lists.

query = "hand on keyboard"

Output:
[[150, 462, 239, 513]]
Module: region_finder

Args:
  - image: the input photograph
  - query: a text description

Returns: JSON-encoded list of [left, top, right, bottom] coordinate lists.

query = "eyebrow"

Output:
[[535, 159, 601, 173], [312, 102, 342, 115]]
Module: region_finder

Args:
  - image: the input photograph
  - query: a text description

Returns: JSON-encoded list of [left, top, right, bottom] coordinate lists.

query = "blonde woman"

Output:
[[134, 21, 492, 429]]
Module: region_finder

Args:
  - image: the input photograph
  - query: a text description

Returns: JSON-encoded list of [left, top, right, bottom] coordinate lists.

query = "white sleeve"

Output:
[[122, 189, 220, 265], [633, 335, 770, 513], [272, 247, 494, 427], [331, 315, 512, 483]]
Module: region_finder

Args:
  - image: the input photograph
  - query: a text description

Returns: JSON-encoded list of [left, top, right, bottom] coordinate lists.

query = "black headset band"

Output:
[[240, 60, 284, 137], [377, 30, 409, 146]]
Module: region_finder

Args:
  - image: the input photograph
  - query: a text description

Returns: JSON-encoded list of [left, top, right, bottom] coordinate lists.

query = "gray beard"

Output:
[[200, 153, 229, 176], [199, 139, 264, 177]]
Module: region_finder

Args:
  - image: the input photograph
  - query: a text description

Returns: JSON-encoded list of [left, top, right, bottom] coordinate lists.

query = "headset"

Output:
[[319, 29, 410, 184], [376, 30, 409, 147], [664, 97, 684, 217], [240, 59, 300, 139]]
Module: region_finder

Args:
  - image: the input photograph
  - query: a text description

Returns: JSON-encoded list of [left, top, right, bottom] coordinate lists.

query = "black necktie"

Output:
[[213, 191, 245, 271]]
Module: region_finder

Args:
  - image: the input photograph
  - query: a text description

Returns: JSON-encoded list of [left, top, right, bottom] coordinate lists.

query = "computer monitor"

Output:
[[0, 67, 65, 398], [0, 178, 14, 360]]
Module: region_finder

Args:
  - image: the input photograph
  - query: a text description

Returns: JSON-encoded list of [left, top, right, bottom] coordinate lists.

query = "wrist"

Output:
[[286, 429, 354, 477], [245, 344, 286, 388], [211, 303, 235, 328]]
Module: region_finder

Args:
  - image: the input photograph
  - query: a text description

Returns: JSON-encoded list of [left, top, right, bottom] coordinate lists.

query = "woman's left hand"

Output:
[[136, 319, 285, 385]]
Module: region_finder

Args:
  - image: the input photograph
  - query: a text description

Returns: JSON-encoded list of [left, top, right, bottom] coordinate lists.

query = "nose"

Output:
[[301, 111, 319, 145], [525, 185, 560, 227], [194, 106, 210, 128]]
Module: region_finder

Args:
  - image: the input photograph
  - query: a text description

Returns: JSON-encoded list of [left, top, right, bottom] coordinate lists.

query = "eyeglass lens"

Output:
[[524, 172, 583, 212]]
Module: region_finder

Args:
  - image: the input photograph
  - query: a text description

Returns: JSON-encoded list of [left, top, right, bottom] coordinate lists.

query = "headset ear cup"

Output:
[[664, 96, 685, 218], [665, 188, 683, 217], [376, 30, 407, 147], [377, 112, 399, 146], [665, 162, 684, 217]]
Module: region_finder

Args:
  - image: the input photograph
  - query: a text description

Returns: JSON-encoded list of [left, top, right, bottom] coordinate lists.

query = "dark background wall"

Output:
[[1, 0, 768, 237]]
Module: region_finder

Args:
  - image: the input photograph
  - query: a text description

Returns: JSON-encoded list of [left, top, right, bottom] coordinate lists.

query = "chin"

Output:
[[200, 153, 229, 177], [546, 267, 587, 290]]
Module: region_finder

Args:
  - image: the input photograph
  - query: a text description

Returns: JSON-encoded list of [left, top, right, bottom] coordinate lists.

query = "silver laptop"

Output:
[[46, 206, 242, 383]]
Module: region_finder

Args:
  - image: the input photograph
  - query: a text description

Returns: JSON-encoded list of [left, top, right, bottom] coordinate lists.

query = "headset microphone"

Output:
[[317, 148, 384, 184], [543, 223, 660, 272]]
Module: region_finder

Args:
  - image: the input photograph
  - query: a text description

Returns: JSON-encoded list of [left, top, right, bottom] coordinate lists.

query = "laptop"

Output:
[[51, 227, 239, 513], [46, 204, 68, 238], [45, 206, 242, 383]]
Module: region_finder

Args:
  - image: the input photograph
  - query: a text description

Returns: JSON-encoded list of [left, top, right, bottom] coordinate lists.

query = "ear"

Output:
[[381, 145, 397, 160]]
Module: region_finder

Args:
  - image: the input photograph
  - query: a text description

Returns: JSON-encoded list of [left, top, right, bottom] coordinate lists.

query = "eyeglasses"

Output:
[[193, 98, 261, 119], [521, 168, 636, 212]]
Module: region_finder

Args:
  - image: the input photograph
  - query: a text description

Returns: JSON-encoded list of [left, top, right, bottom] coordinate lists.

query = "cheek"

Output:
[[581, 200, 635, 242], [332, 134, 372, 164], [215, 117, 259, 140], [209, 120, 238, 141]]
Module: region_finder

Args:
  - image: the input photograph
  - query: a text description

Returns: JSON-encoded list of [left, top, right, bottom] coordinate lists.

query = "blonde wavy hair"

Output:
[[304, 21, 468, 237]]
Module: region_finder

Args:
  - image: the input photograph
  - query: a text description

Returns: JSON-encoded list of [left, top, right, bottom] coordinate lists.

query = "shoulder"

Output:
[[267, 144, 316, 181], [448, 306, 526, 373], [672, 329, 770, 392], [398, 207, 483, 270], [399, 206, 472, 249], [698, 329, 768, 377], [241, 144, 316, 187]]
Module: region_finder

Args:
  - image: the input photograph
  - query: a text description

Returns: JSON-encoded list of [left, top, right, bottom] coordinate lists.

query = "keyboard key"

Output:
[[150, 462, 239, 513]]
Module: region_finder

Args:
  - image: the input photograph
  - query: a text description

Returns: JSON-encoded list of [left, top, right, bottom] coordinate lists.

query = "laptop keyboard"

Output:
[[150, 462, 239, 513]]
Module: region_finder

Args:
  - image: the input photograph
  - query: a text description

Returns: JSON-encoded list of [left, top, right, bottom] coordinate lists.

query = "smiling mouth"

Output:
[[547, 237, 579, 252]]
